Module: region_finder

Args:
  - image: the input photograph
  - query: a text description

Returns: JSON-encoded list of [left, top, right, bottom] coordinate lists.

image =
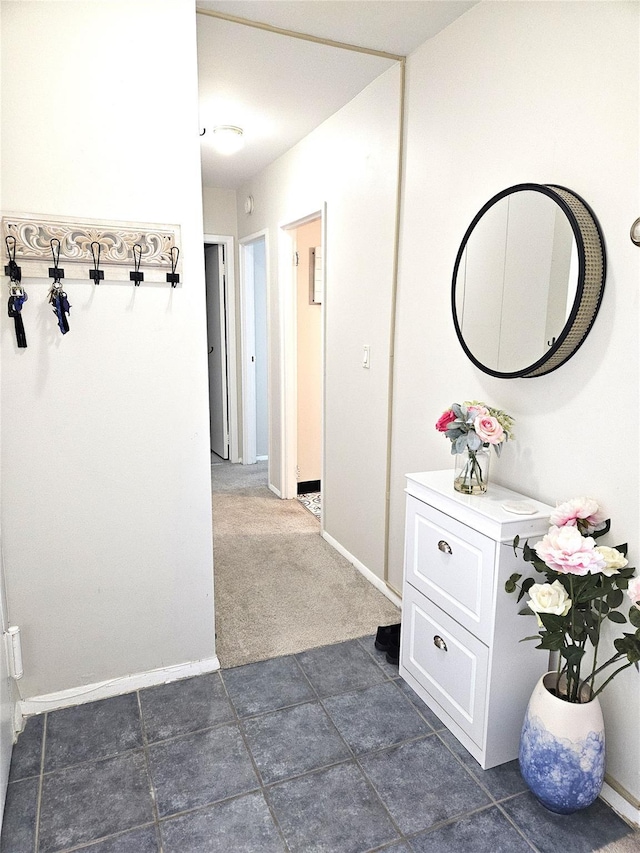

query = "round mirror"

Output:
[[452, 184, 606, 378]]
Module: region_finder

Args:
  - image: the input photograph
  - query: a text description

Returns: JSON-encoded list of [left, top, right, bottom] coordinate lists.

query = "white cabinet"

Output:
[[399, 470, 553, 769]]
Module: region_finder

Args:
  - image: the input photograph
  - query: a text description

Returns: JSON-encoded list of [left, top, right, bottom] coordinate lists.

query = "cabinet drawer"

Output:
[[404, 495, 496, 642], [401, 586, 488, 747]]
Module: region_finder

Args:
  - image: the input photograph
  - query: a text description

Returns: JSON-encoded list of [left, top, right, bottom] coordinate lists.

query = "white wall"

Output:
[[1, 1, 216, 698], [236, 65, 400, 577], [391, 0, 639, 805], [202, 186, 238, 237], [0, 0, 16, 822]]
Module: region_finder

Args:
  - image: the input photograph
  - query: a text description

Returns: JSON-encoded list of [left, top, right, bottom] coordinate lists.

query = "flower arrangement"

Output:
[[435, 401, 514, 493], [435, 401, 514, 454], [506, 497, 640, 703]]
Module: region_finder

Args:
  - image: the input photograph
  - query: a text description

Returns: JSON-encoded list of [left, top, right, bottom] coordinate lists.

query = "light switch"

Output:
[[363, 345, 370, 369]]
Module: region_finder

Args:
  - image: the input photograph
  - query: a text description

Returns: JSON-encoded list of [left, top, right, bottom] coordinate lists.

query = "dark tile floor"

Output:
[[2, 636, 638, 853]]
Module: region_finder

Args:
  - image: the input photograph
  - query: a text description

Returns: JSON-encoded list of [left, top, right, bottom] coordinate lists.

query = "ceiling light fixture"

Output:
[[208, 125, 244, 155]]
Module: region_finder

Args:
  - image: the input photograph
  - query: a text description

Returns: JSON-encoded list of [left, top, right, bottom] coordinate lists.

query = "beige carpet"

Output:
[[212, 460, 400, 668]]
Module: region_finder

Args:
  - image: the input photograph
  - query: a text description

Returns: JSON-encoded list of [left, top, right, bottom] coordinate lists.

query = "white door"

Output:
[[252, 241, 268, 460], [239, 234, 268, 466], [205, 244, 229, 459]]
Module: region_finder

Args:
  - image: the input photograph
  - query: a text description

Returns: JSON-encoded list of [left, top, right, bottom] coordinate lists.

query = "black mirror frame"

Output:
[[451, 183, 606, 378]]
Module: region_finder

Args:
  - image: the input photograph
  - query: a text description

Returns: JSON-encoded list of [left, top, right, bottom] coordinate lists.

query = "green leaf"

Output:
[[591, 519, 611, 540], [629, 607, 640, 629], [606, 589, 624, 609], [572, 623, 587, 641], [519, 635, 541, 642], [561, 646, 585, 664], [505, 573, 521, 594], [584, 609, 597, 628], [517, 577, 536, 603], [539, 632, 565, 652], [512, 535, 520, 556], [539, 613, 566, 632], [615, 565, 635, 581], [607, 610, 627, 624], [616, 635, 640, 663]]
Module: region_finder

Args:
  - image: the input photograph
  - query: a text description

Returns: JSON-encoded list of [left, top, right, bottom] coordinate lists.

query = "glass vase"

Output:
[[454, 447, 490, 495]]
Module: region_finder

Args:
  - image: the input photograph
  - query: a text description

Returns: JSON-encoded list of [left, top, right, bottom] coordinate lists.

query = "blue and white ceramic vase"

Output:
[[519, 672, 605, 815]]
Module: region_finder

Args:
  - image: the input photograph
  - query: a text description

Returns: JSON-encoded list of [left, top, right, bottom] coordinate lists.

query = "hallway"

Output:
[[211, 459, 399, 668]]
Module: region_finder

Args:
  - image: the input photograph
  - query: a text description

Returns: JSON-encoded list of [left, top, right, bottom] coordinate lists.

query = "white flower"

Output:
[[595, 546, 628, 577], [527, 580, 572, 627]]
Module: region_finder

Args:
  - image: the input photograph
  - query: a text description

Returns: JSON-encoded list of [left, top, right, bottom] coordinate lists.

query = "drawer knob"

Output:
[[433, 635, 448, 652], [437, 540, 452, 555]]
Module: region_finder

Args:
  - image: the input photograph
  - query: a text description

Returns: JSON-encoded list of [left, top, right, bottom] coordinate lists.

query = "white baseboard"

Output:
[[269, 482, 282, 498], [256, 455, 268, 461], [322, 531, 402, 610], [19, 655, 220, 717], [601, 780, 640, 828]]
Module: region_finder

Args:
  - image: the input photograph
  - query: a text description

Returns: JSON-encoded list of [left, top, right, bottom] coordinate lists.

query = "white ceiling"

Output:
[[196, 1, 476, 188]]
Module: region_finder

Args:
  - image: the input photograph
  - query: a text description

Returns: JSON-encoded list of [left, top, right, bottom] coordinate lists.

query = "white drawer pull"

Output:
[[437, 540, 452, 555], [433, 635, 448, 652]]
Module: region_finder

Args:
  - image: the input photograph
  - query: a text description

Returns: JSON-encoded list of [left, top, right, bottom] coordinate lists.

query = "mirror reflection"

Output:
[[454, 189, 579, 375]]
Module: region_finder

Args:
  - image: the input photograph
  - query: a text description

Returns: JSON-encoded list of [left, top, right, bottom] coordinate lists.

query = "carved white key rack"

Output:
[[2, 213, 182, 286]]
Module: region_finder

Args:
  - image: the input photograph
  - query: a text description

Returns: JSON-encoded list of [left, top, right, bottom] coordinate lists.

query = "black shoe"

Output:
[[385, 639, 400, 666], [375, 623, 401, 652]]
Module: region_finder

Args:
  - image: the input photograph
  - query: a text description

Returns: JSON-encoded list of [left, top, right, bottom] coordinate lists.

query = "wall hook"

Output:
[[49, 239, 65, 284], [89, 241, 104, 284], [5, 235, 22, 283], [167, 246, 180, 287], [130, 243, 144, 286]]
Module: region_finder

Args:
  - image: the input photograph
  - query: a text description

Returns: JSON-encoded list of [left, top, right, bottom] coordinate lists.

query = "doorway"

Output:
[[239, 232, 269, 466], [292, 217, 322, 517], [204, 234, 239, 464], [280, 208, 325, 506]]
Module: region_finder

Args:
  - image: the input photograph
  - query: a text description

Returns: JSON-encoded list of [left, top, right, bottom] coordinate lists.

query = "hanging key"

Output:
[[48, 240, 70, 334], [49, 283, 71, 334], [6, 237, 27, 347], [8, 286, 28, 348]]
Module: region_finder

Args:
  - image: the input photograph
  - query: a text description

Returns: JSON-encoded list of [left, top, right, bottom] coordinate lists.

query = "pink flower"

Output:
[[435, 409, 456, 432], [534, 525, 607, 576], [627, 576, 640, 605], [466, 404, 488, 420], [474, 415, 504, 445], [550, 497, 607, 531]]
